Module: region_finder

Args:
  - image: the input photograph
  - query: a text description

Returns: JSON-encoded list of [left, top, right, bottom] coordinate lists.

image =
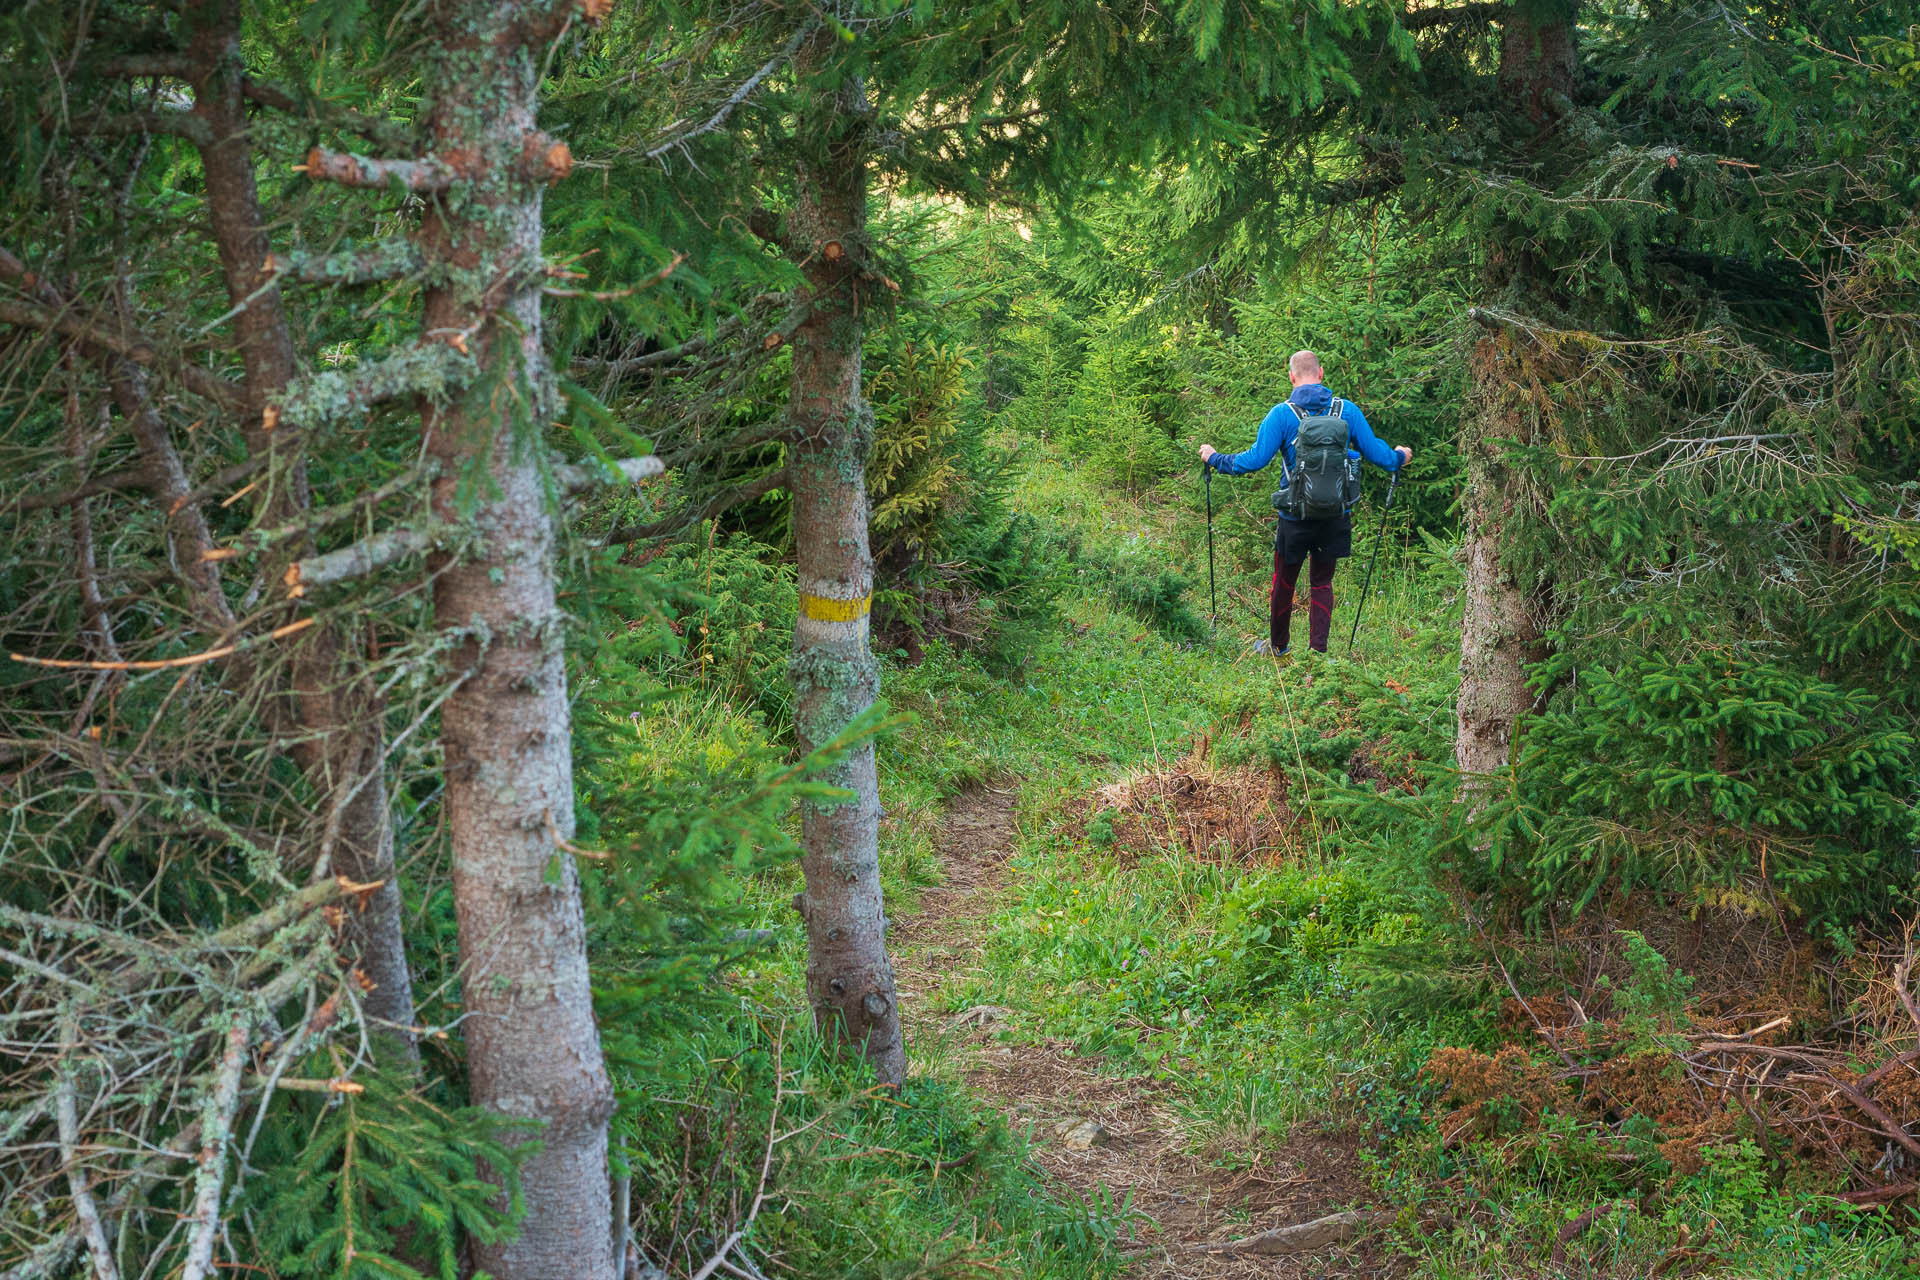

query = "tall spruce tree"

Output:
[[301, 0, 622, 1271]]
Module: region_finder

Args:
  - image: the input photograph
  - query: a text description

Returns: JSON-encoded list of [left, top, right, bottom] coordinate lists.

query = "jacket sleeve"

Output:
[[1208, 403, 1294, 475], [1343, 401, 1401, 471]]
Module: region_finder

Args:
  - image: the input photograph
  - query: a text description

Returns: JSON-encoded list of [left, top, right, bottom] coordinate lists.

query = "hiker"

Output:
[[1198, 350, 1411, 656]]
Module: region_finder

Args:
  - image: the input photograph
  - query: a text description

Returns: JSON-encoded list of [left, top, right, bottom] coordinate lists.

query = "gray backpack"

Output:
[[1273, 399, 1361, 519]]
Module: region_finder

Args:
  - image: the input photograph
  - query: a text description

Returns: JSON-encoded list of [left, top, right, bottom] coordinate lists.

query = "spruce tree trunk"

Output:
[[418, 3, 614, 1274], [1454, 4, 1578, 783], [184, 0, 417, 1056], [786, 59, 907, 1087], [1455, 345, 1544, 780]]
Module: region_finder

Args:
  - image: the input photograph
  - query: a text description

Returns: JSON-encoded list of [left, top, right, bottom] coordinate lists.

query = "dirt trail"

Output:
[[893, 786, 1394, 1279]]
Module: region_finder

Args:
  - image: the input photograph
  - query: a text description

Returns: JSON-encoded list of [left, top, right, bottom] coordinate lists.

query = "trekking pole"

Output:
[[1204, 464, 1218, 627], [1347, 468, 1400, 653]]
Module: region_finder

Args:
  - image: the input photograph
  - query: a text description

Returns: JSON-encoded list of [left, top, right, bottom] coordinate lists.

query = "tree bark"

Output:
[[1455, 336, 1545, 782], [417, 3, 615, 1275], [785, 48, 907, 1087], [1453, 4, 1577, 785], [184, 0, 416, 1056]]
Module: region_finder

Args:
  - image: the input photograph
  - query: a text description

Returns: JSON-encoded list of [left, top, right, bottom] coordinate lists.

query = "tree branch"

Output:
[[645, 23, 813, 163], [904, 106, 1047, 142], [67, 108, 215, 148], [0, 296, 245, 412], [275, 339, 472, 430], [554, 454, 665, 494], [270, 241, 425, 286], [294, 147, 464, 192], [297, 134, 574, 191], [285, 527, 439, 595], [94, 53, 194, 79], [238, 80, 412, 152], [179, 1018, 250, 1280], [209, 463, 434, 559], [54, 1013, 119, 1280], [1402, 2, 1508, 32], [599, 467, 786, 546]]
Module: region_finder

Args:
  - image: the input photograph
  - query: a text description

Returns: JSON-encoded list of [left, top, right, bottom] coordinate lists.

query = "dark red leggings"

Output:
[[1272, 550, 1336, 653]]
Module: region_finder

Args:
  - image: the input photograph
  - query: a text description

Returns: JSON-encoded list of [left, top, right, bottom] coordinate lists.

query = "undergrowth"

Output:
[[575, 443, 1920, 1277]]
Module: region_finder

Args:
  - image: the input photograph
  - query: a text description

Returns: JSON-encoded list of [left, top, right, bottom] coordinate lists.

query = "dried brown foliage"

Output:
[[1084, 758, 1300, 865], [1419, 931, 1920, 1200]]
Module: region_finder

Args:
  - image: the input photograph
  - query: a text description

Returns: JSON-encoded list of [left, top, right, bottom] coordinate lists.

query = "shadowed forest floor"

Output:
[[896, 785, 1396, 1279]]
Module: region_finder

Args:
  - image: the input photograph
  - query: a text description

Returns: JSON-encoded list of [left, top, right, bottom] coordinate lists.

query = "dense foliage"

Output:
[[2, 1, 1917, 1278]]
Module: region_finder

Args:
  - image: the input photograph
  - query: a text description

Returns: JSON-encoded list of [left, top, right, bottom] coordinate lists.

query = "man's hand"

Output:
[[1199, 444, 1218, 464], [1395, 445, 1413, 467]]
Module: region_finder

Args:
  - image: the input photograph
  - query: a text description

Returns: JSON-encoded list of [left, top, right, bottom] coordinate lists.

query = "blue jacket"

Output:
[[1204, 383, 1400, 519]]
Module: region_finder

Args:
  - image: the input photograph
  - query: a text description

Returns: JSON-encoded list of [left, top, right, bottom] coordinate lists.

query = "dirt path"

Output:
[[893, 786, 1394, 1279]]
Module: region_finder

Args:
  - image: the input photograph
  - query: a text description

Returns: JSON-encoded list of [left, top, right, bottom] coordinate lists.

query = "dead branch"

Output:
[[211, 462, 433, 559], [67, 108, 215, 148], [10, 616, 316, 673], [275, 338, 472, 431], [1190, 1209, 1392, 1256], [294, 147, 465, 191], [554, 454, 666, 495], [270, 241, 425, 287], [286, 528, 439, 595], [645, 23, 813, 164], [180, 1018, 251, 1280], [297, 134, 575, 192], [1402, 2, 1508, 32], [688, 1025, 786, 1280], [598, 467, 787, 546], [54, 1012, 119, 1280], [0, 296, 245, 413], [237, 80, 412, 152], [93, 54, 194, 79]]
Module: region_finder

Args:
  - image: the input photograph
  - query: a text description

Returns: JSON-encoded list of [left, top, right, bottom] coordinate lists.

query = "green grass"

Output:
[[585, 441, 1920, 1278]]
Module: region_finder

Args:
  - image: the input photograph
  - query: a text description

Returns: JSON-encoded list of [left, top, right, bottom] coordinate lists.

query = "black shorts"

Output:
[[1274, 513, 1352, 565]]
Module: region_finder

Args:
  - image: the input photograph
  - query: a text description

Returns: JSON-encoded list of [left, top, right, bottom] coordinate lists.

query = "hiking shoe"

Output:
[[1248, 639, 1289, 658]]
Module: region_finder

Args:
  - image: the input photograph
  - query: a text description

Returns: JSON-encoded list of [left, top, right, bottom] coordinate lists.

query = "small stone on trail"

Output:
[[1054, 1118, 1107, 1150], [945, 1003, 1011, 1030]]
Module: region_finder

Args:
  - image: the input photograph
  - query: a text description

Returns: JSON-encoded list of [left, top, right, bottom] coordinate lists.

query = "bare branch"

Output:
[[68, 109, 215, 148], [645, 23, 814, 164], [180, 1018, 250, 1280], [93, 54, 194, 79], [9, 464, 152, 513], [598, 467, 786, 546], [904, 106, 1047, 142], [295, 146, 462, 191], [213, 463, 434, 559], [55, 1013, 119, 1280], [286, 528, 438, 595], [237, 79, 412, 152], [554, 454, 665, 494], [296, 134, 574, 192], [275, 339, 472, 431], [0, 296, 245, 412], [1401, 2, 1507, 32], [270, 241, 425, 287]]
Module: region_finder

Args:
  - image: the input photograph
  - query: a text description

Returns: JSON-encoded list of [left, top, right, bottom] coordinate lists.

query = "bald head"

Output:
[[1289, 350, 1324, 385]]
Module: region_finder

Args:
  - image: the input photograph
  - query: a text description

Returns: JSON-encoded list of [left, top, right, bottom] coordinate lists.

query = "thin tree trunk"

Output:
[[786, 53, 907, 1087], [184, 0, 416, 1055], [417, 3, 614, 1274], [1454, 3, 1578, 785]]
